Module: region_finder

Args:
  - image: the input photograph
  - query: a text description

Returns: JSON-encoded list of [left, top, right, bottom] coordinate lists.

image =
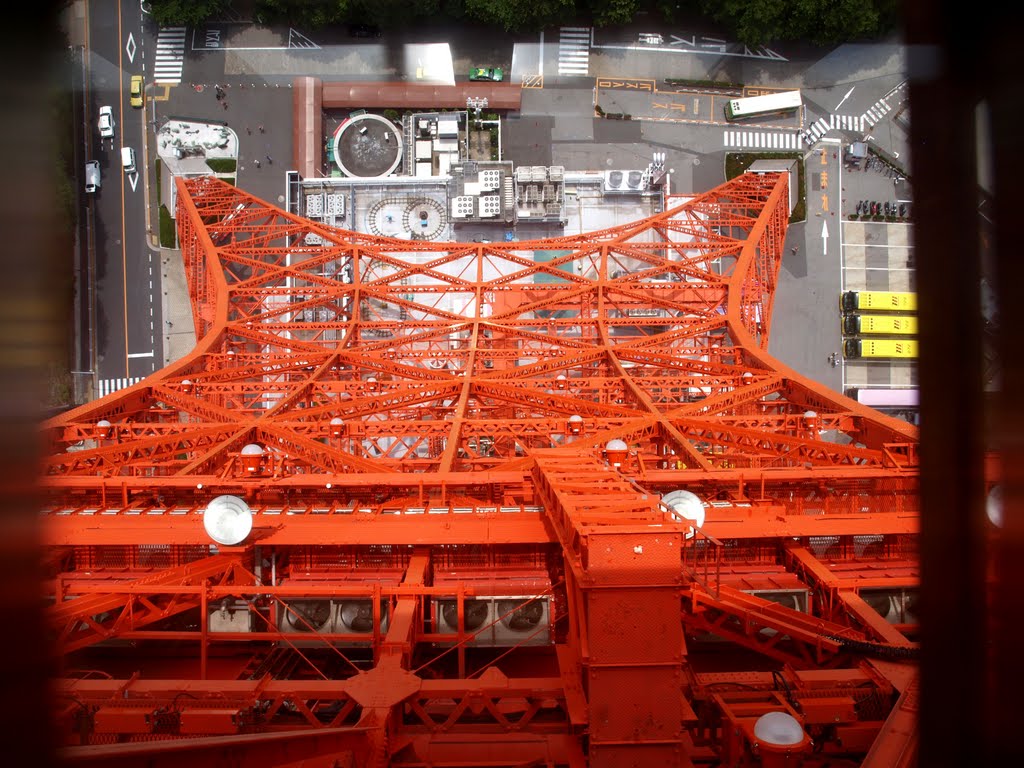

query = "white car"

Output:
[[84, 161, 100, 193], [98, 106, 114, 139]]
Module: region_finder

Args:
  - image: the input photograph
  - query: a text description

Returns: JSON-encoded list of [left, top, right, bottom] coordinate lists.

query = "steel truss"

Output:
[[43, 173, 919, 766]]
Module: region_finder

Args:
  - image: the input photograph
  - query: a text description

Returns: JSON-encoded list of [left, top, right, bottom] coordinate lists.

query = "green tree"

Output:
[[463, 0, 577, 31], [150, 0, 232, 26], [254, 0, 351, 28], [349, 0, 442, 26], [587, 0, 641, 27], [700, 0, 892, 47]]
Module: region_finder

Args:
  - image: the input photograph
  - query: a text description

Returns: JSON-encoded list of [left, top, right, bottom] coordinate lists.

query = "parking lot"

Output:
[[840, 218, 916, 390]]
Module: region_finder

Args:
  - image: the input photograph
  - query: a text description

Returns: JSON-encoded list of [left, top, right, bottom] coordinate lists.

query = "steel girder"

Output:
[[43, 173, 919, 766]]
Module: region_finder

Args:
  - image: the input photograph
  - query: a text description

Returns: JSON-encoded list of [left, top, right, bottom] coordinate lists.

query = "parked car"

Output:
[[130, 75, 144, 108], [469, 67, 504, 82], [98, 105, 114, 138], [84, 160, 100, 193], [348, 23, 381, 38]]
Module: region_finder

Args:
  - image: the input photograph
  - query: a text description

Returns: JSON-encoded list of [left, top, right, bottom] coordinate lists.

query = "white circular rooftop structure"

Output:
[[333, 113, 403, 178]]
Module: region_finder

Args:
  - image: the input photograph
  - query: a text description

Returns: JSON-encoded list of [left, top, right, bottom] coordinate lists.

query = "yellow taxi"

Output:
[[130, 75, 144, 108]]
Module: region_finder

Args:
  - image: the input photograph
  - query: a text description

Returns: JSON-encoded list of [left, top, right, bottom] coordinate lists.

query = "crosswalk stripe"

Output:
[[724, 130, 802, 149], [558, 26, 591, 76], [153, 26, 186, 84], [96, 377, 143, 399]]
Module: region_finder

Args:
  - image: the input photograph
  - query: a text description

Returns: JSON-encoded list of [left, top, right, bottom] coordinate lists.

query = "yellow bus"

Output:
[[843, 338, 918, 359], [840, 291, 917, 313], [842, 314, 918, 336]]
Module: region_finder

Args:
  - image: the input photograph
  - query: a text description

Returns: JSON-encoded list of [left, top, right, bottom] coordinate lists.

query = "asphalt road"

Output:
[[76, 8, 910, 398], [84, 0, 163, 386]]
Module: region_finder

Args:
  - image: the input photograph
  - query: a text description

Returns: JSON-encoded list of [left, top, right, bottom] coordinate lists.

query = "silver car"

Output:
[[85, 160, 100, 193], [98, 106, 114, 139]]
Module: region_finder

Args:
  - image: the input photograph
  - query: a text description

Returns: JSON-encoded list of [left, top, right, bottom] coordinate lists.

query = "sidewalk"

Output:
[[160, 249, 196, 366], [152, 118, 240, 365]]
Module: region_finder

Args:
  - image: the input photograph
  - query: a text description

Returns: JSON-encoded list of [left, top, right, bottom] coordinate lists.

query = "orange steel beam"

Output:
[[60, 726, 374, 768], [42, 172, 920, 766]]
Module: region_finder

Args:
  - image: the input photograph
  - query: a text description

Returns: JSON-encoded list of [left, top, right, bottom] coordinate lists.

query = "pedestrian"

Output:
[[246, 126, 251, 135], [254, 159, 261, 168], [266, 154, 272, 164], [258, 125, 265, 133], [791, 246, 798, 255], [222, 101, 228, 110]]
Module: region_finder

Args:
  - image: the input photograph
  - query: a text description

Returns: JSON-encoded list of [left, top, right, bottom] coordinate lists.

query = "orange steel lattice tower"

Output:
[[44, 174, 919, 768]]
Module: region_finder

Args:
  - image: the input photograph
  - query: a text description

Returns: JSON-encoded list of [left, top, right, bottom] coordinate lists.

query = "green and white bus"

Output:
[[724, 90, 802, 121]]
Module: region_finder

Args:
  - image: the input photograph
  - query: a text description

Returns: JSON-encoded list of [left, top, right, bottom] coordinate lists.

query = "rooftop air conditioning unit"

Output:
[[434, 598, 494, 646], [746, 588, 809, 613], [492, 596, 551, 646], [860, 588, 919, 626], [742, 588, 809, 639], [336, 599, 389, 637], [278, 599, 332, 634]]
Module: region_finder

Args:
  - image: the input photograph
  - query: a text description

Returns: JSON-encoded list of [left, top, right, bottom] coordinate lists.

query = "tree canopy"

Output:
[[147, 0, 899, 45], [149, 0, 232, 27], [698, 0, 896, 47]]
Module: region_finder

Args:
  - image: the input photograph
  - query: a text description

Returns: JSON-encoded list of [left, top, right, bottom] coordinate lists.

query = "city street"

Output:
[[72, 3, 911, 401]]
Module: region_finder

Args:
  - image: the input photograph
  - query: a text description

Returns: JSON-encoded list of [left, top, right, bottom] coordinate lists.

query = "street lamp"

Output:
[[467, 96, 488, 117]]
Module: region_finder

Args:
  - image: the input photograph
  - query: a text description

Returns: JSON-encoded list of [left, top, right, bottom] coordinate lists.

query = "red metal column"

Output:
[[534, 456, 687, 767]]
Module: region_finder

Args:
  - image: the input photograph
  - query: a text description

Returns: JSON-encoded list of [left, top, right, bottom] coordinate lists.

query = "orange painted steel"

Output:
[[43, 173, 919, 767]]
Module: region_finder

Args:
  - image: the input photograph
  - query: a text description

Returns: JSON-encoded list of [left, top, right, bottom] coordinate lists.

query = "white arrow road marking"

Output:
[[821, 219, 829, 256], [835, 86, 855, 112]]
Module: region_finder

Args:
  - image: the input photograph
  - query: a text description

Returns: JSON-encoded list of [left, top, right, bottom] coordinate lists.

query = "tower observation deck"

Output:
[[44, 173, 919, 767]]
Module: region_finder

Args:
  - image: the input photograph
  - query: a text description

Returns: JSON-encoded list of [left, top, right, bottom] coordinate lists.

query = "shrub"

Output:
[[159, 205, 176, 248], [207, 158, 236, 173]]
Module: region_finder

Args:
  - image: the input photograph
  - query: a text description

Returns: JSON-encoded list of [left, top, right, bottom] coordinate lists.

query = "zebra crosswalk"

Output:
[[97, 377, 143, 398], [803, 114, 868, 145], [153, 27, 186, 85], [724, 130, 803, 150], [558, 27, 590, 76], [861, 95, 896, 129]]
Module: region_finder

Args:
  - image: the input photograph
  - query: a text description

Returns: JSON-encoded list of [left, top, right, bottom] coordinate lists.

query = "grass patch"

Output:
[[726, 152, 806, 223], [207, 158, 236, 173], [159, 204, 176, 248], [663, 78, 742, 91], [224, 176, 235, 186], [154, 159, 162, 205]]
